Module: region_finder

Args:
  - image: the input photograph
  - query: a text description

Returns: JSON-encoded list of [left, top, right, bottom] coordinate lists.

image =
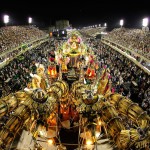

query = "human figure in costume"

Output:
[[28, 63, 48, 91]]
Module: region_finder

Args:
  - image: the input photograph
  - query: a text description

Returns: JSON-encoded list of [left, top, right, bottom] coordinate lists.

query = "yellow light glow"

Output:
[[89, 72, 92, 77], [39, 131, 44, 136], [86, 139, 93, 145], [48, 139, 53, 145], [98, 120, 102, 125], [95, 131, 100, 138]]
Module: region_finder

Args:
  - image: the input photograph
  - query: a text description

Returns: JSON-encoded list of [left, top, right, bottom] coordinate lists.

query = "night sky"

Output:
[[0, 0, 150, 29]]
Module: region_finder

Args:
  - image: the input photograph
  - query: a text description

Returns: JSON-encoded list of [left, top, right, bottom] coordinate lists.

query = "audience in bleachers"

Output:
[[0, 40, 53, 96], [0, 26, 47, 54], [104, 28, 150, 59], [86, 37, 149, 114]]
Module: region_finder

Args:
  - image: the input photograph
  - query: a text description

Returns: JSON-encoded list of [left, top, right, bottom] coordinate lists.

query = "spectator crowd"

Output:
[[0, 26, 47, 54], [104, 28, 150, 59]]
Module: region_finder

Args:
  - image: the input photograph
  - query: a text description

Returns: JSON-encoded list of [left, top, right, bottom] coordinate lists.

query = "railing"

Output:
[[101, 38, 150, 75], [102, 37, 150, 63]]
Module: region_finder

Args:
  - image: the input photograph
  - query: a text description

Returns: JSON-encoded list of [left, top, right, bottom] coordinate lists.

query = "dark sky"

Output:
[[0, 0, 150, 29]]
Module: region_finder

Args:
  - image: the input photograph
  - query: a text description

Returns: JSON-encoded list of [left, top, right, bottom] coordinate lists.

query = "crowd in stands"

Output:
[[0, 26, 48, 55], [87, 38, 150, 114], [104, 28, 150, 59], [0, 41, 54, 96], [80, 27, 104, 37]]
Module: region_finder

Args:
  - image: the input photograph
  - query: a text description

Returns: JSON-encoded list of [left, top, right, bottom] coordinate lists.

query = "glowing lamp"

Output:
[[95, 131, 100, 138], [86, 139, 93, 145], [48, 139, 54, 145], [48, 65, 57, 78], [86, 67, 96, 78], [142, 18, 149, 27], [98, 120, 102, 125], [89, 69, 96, 77], [86, 67, 91, 75], [120, 19, 124, 27], [3, 15, 9, 25], [28, 17, 32, 24]]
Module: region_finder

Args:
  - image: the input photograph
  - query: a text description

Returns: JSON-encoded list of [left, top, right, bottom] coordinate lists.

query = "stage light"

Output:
[[120, 19, 124, 27], [86, 139, 93, 145], [3, 15, 9, 26], [48, 139, 54, 145], [28, 17, 32, 24], [142, 18, 148, 27]]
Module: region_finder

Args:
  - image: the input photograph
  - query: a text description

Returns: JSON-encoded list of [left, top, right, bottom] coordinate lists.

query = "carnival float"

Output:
[[0, 31, 149, 150]]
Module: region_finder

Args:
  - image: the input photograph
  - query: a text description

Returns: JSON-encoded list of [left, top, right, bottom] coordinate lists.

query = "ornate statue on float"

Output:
[[61, 32, 87, 67], [24, 63, 48, 94]]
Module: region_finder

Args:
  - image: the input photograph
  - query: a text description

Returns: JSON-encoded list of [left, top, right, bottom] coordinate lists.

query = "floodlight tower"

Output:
[[142, 18, 149, 32], [3, 15, 9, 26], [28, 17, 32, 25], [142, 18, 148, 27], [120, 19, 124, 28]]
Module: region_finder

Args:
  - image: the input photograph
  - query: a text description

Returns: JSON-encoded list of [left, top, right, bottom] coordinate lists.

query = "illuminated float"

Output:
[[62, 32, 87, 68]]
